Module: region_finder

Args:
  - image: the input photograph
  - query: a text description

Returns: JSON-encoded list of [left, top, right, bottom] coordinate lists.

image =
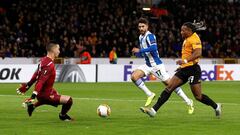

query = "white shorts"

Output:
[[136, 64, 170, 81]]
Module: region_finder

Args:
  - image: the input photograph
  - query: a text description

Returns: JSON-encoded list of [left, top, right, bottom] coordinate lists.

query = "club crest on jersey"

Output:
[[43, 70, 47, 75]]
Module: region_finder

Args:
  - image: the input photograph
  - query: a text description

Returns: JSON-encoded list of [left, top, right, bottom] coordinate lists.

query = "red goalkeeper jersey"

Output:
[[34, 56, 56, 96]]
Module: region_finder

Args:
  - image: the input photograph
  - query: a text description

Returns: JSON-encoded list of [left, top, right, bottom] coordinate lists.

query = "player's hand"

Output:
[[176, 59, 187, 65], [132, 47, 140, 53], [16, 83, 29, 95], [22, 98, 34, 108]]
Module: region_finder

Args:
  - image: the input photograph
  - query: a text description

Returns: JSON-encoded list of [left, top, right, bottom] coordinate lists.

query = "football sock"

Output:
[[153, 89, 172, 111], [134, 79, 152, 97], [199, 94, 218, 109], [174, 87, 191, 105], [61, 97, 73, 115]]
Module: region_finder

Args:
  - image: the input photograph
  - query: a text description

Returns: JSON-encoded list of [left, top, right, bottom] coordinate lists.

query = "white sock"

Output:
[[174, 87, 191, 105], [134, 79, 152, 97]]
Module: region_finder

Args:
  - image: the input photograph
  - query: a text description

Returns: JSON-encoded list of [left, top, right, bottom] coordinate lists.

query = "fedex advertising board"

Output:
[[201, 64, 238, 81], [98, 64, 240, 82]]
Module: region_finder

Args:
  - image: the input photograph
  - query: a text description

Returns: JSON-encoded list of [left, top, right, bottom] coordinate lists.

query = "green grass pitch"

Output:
[[0, 82, 240, 135]]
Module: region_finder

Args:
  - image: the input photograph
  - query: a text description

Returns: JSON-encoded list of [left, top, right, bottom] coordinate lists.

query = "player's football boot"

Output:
[[140, 107, 156, 117], [215, 103, 222, 118], [59, 113, 73, 121], [145, 93, 155, 106], [27, 103, 35, 117], [187, 99, 194, 114]]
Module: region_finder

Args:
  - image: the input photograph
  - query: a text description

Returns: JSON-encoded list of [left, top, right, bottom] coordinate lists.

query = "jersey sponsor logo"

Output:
[[0, 68, 21, 80], [201, 65, 234, 81]]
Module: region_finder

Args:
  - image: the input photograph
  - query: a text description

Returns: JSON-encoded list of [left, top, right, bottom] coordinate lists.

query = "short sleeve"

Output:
[[191, 37, 202, 49]]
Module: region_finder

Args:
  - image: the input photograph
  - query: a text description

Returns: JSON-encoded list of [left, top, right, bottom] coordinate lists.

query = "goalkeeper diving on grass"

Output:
[[16, 42, 73, 121], [131, 18, 194, 114]]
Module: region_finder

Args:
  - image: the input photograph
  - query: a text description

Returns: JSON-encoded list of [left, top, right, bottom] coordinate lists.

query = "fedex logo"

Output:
[[124, 65, 156, 81], [201, 65, 233, 81]]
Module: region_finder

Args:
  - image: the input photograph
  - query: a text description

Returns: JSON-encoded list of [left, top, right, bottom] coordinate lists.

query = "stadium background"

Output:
[[0, 0, 240, 135], [0, 0, 239, 59]]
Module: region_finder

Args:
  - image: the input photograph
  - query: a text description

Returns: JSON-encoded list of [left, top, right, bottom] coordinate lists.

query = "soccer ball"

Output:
[[97, 104, 111, 117]]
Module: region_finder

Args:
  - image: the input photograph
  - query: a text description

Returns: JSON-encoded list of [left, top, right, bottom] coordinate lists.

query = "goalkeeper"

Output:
[[17, 42, 73, 121]]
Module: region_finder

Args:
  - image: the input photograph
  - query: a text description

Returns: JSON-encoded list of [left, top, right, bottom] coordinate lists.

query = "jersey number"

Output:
[[188, 76, 194, 83], [155, 70, 162, 77]]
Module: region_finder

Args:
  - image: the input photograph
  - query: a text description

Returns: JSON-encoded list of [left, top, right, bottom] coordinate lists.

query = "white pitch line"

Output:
[[0, 94, 239, 106], [72, 97, 240, 106]]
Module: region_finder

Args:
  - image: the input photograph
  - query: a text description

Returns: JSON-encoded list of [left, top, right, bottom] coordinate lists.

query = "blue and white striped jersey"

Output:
[[139, 31, 162, 67]]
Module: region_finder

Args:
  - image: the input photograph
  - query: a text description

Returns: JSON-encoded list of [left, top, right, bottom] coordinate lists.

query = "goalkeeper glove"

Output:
[[16, 83, 30, 95], [22, 92, 37, 108], [22, 98, 34, 108]]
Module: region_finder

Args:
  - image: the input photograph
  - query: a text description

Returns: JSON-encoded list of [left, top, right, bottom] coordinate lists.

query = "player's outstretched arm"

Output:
[[139, 45, 157, 53], [16, 70, 38, 95], [132, 45, 157, 54], [16, 63, 42, 95], [176, 48, 202, 65]]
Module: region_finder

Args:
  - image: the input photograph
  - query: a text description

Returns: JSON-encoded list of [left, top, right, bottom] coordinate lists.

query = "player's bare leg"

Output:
[[163, 79, 194, 114], [59, 95, 73, 121], [191, 83, 221, 118]]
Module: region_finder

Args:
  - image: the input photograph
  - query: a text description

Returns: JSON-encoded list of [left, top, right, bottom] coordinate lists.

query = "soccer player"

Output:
[[16, 42, 73, 121], [140, 21, 222, 118], [132, 18, 194, 114]]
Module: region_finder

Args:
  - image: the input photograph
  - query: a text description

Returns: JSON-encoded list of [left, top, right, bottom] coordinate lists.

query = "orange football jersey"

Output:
[[181, 32, 202, 68]]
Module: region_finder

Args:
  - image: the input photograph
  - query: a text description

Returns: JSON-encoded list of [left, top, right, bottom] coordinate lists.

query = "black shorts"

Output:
[[175, 64, 201, 85], [37, 88, 61, 107]]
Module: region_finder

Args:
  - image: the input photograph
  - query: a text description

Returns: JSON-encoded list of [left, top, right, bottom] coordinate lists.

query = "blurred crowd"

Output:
[[0, 0, 239, 58]]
